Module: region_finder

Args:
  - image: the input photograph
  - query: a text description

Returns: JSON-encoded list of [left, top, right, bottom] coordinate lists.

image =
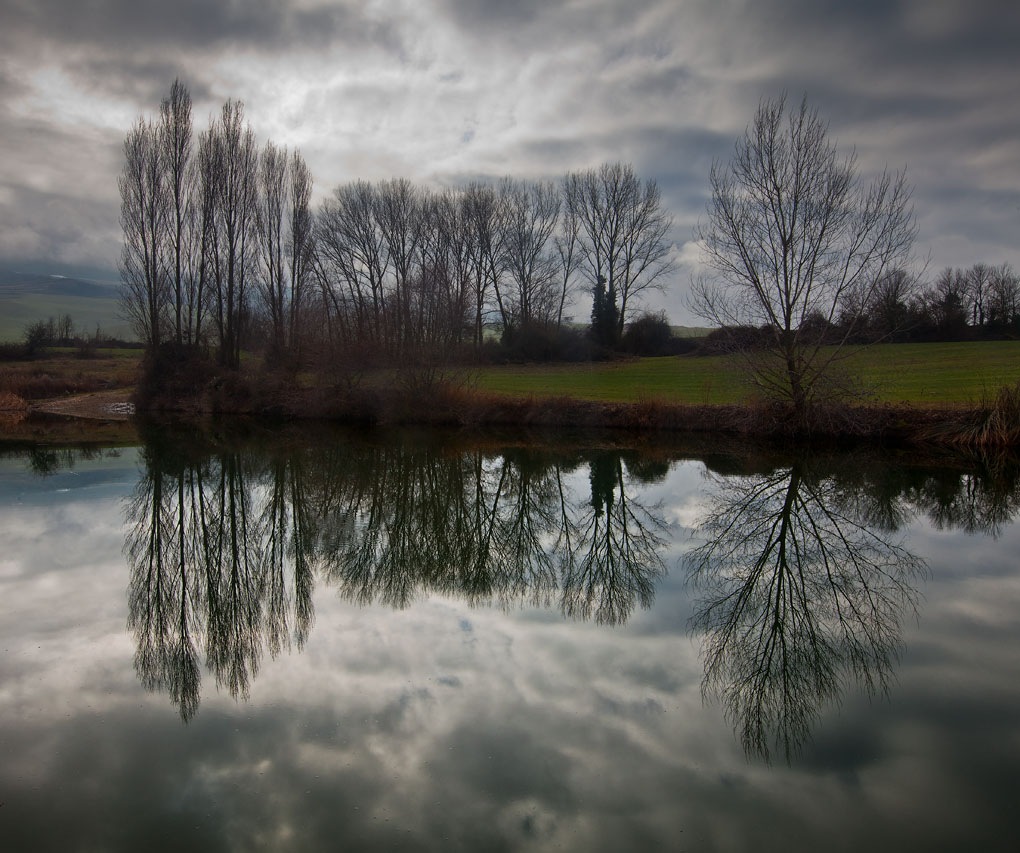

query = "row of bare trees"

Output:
[[836, 262, 1020, 343], [914, 263, 1020, 339], [119, 81, 314, 368], [316, 164, 673, 357], [119, 82, 675, 371]]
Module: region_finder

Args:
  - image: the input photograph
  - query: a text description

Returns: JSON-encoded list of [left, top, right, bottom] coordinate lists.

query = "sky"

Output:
[[1, 0, 1018, 323]]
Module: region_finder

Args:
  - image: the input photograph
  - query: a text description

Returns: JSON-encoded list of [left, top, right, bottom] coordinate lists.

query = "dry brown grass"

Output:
[[0, 353, 139, 400], [915, 382, 1020, 449], [0, 391, 28, 412]]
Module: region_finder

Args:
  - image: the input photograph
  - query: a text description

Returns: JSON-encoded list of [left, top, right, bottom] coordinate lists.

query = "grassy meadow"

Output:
[[4, 340, 1019, 410], [470, 341, 1020, 407], [0, 349, 140, 400]]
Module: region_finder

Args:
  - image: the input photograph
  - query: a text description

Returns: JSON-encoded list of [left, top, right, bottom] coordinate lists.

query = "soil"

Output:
[[29, 388, 135, 421]]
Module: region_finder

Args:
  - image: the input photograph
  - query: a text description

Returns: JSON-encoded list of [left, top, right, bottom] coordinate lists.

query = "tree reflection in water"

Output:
[[125, 441, 317, 720], [116, 432, 1020, 738], [685, 457, 928, 763], [123, 434, 668, 720]]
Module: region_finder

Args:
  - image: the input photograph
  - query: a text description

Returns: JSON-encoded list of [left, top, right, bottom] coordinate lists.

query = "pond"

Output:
[[1, 426, 1018, 851]]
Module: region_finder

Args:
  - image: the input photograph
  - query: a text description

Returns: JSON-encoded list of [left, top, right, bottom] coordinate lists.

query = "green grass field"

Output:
[[6, 340, 1017, 409], [470, 342, 1020, 407]]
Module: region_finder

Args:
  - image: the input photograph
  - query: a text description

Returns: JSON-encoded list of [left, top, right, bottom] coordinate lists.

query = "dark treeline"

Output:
[[18, 314, 122, 357], [703, 262, 1020, 354], [119, 80, 675, 379], [0, 313, 132, 362]]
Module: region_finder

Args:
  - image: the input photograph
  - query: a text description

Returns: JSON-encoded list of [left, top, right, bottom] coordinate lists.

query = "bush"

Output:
[[0, 343, 27, 361], [620, 312, 697, 356], [483, 322, 595, 363], [697, 324, 773, 355], [135, 342, 216, 409]]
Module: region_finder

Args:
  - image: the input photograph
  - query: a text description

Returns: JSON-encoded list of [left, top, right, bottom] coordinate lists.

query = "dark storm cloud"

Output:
[[0, 100, 122, 268], [0, 183, 122, 269], [440, 0, 679, 55], [64, 56, 220, 108], [1, 0, 402, 55], [0, 0, 409, 112], [442, 0, 554, 30]]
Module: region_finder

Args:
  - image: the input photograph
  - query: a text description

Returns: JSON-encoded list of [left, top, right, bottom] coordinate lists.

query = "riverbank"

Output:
[[126, 374, 1020, 450], [3, 348, 1020, 449]]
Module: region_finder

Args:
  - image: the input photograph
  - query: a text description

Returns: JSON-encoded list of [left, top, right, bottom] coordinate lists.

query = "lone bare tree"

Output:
[[692, 94, 916, 417], [565, 162, 674, 342]]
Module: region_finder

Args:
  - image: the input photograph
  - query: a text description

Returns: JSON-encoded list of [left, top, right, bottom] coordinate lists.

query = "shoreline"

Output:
[[5, 382, 1016, 452], [140, 379, 1020, 449]]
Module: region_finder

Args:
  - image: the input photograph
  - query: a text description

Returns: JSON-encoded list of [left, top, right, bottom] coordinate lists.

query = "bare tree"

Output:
[[205, 100, 259, 368], [316, 180, 390, 350], [256, 140, 289, 361], [499, 178, 561, 335], [192, 123, 223, 350], [988, 263, 1020, 329], [692, 94, 916, 417], [965, 262, 992, 328], [863, 267, 919, 341], [554, 187, 583, 330], [375, 177, 424, 352], [429, 188, 475, 344], [565, 162, 674, 340], [119, 116, 168, 347], [922, 266, 969, 338], [287, 150, 315, 356], [462, 181, 507, 347], [158, 79, 193, 346]]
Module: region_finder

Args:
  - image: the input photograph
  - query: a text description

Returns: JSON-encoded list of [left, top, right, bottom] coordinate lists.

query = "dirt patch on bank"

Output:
[[30, 388, 136, 421]]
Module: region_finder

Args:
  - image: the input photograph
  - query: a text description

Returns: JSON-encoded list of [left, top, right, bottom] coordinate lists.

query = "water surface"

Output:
[[1, 429, 1018, 851]]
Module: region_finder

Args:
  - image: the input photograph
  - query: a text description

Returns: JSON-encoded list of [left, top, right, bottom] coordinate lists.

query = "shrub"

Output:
[[0, 343, 27, 361], [485, 322, 595, 363], [135, 342, 216, 409], [696, 325, 773, 355], [620, 312, 697, 356]]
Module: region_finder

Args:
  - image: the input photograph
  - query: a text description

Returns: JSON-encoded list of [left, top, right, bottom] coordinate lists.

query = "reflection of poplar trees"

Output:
[[125, 436, 669, 718], [685, 460, 927, 763], [125, 444, 315, 720], [126, 445, 203, 720]]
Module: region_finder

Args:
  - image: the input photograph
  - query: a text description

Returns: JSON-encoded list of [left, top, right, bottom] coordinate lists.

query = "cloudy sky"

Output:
[[2, 0, 1018, 322]]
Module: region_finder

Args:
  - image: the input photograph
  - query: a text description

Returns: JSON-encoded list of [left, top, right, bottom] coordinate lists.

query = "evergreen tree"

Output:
[[590, 275, 619, 348]]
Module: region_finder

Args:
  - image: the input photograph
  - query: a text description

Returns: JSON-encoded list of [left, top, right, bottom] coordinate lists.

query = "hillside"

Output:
[[0, 270, 131, 342]]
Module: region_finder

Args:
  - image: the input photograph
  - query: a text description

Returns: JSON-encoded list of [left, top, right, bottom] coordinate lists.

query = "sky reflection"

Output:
[[1, 437, 1019, 851]]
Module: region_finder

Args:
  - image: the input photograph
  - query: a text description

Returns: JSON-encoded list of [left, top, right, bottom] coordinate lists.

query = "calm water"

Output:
[[1, 428, 1019, 851]]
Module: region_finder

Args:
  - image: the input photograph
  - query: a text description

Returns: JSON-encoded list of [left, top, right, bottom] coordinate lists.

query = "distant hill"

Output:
[[0, 270, 132, 342], [0, 271, 121, 299], [671, 325, 712, 338]]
